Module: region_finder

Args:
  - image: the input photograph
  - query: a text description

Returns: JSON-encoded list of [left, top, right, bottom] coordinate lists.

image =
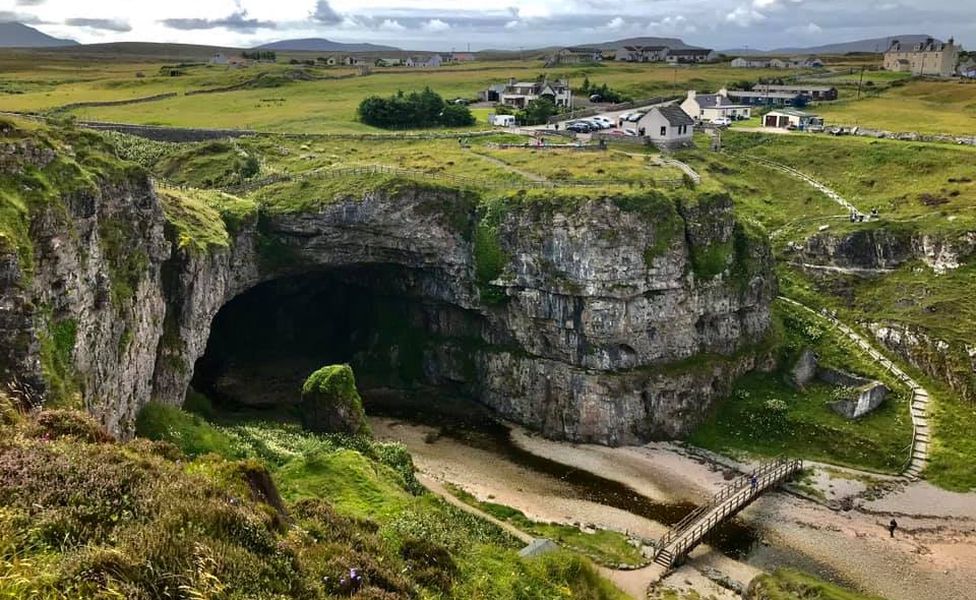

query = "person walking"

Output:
[[750, 474, 758, 492], [888, 519, 898, 538]]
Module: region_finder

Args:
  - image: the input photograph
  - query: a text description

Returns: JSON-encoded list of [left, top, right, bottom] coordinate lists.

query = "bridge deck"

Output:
[[654, 458, 803, 569]]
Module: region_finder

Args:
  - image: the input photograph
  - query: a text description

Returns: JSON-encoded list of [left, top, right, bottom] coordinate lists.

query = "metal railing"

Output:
[[655, 457, 803, 566]]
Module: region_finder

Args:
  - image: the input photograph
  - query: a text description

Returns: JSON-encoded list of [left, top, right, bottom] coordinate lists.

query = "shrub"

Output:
[[30, 410, 113, 443], [400, 537, 457, 591]]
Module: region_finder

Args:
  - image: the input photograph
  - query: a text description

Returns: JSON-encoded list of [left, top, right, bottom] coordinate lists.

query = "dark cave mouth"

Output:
[[189, 264, 478, 416]]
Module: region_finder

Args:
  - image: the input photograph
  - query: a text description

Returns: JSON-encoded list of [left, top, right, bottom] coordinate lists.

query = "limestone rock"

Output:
[[301, 364, 370, 436]]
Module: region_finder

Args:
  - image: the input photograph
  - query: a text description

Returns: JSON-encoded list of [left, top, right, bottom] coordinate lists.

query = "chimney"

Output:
[[509, 77, 516, 87], [719, 87, 728, 97], [687, 90, 696, 100]]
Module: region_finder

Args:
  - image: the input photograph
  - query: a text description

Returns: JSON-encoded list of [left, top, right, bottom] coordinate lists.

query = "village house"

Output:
[[731, 57, 772, 68], [210, 53, 228, 65], [343, 56, 370, 67], [884, 37, 961, 77], [762, 108, 824, 130], [665, 48, 716, 64], [680, 89, 752, 122], [751, 84, 838, 101], [405, 54, 443, 68], [637, 105, 695, 147], [548, 47, 603, 65], [375, 57, 403, 67], [616, 45, 668, 62], [485, 77, 573, 108], [451, 52, 476, 62]]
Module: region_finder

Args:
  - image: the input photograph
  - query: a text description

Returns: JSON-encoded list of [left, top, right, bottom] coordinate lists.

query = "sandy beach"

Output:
[[370, 416, 976, 600]]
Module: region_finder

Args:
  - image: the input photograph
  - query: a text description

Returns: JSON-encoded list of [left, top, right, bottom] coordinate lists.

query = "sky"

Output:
[[0, 0, 972, 51]]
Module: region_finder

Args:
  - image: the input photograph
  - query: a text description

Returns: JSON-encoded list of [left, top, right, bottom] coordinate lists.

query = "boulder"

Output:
[[300, 364, 370, 436], [789, 348, 818, 388]]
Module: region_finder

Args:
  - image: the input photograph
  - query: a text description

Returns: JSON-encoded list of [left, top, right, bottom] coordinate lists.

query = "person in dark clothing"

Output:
[[750, 474, 758, 491], [888, 519, 898, 538]]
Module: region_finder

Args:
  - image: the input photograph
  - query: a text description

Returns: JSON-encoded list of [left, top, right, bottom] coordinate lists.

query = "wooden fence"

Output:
[[222, 163, 684, 195]]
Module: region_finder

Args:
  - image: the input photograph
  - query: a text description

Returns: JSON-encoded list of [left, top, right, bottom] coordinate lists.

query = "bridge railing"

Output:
[[655, 457, 803, 555]]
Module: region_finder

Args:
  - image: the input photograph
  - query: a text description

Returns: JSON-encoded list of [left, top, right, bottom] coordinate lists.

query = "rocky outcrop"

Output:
[[3, 153, 777, 443], [793, 227, 976, 274], [0, 175, 168, 434], [868, 322, 976, 403]]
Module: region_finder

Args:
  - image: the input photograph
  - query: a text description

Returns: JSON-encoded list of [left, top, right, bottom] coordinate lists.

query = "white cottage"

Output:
[[680, 89, 752, 122], [637, 105, 695, 146]]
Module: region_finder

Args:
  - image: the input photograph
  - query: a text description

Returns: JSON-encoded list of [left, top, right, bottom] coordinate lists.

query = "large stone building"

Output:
[[884, 37, 961, 77]]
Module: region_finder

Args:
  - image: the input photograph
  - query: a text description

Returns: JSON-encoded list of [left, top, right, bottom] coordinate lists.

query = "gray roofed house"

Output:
[[636, 105, 695, 147], [665, 48, 716, 63], [751, 84, 837, 100]]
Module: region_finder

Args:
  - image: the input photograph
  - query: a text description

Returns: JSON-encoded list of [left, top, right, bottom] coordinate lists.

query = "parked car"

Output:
[[581, 118, 606, 130], [589, 94, 603, 102], [591, 116, 614, 129], [711, 117, 732, 127], [566, 121, 592, 133], [622, 128, 639, 136], [626, 111, 646, 122]]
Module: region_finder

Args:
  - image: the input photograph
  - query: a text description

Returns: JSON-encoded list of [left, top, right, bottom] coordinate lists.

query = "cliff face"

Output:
[[794, 227, 976, 274], [0, 175, 168, 434], [2, 153, 776, 444]]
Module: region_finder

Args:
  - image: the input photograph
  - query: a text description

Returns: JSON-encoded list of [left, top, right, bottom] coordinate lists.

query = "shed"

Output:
[[762, 109, 823, 129]]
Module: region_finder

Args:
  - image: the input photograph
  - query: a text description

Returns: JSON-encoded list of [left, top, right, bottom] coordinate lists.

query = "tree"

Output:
[[357, 87, 475, 129], [516, 97, 558, 126]]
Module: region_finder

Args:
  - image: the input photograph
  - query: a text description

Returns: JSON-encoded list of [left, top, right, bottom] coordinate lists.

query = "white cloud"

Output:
[[422, 18, 449, 31], [378, 18, 405, 31], [726, 5, 767, 26], [603, 16, 624, 30]]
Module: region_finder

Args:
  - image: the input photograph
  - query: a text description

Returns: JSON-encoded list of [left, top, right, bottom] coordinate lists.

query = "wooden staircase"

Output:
[[653, 457, 803, 571]]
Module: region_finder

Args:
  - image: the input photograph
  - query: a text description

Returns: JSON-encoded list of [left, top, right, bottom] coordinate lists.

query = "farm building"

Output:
[[751, 84, 837, 101], [725, 89, 806, 107], [731, 57, 772, 68], [637, 105, 695, 147], [762, 109, 823, 130]]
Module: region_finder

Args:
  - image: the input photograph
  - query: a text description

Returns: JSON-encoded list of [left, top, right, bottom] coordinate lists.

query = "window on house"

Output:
[[660, 126, 667, 136]]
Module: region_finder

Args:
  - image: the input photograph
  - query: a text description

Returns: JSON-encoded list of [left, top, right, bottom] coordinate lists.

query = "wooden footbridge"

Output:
[[653, 457, 803, 570]]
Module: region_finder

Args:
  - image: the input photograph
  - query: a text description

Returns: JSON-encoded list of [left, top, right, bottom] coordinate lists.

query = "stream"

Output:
[[363, 389, 761, 559]]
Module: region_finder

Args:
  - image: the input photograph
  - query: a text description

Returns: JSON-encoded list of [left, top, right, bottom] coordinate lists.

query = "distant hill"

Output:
[[593, 37, 698, 50], [43, 42, 237, 60], [256, 38, 400, 52], [0, 22, 78, 48], [724, 34, 939, 56]]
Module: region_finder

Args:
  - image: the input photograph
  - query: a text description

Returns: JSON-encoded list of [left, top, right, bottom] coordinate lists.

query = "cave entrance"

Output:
[[190, 264, 479, 416]]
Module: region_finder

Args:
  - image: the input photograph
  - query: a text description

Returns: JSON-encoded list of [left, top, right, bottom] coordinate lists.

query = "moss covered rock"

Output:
[[301, 364, 370, 436]]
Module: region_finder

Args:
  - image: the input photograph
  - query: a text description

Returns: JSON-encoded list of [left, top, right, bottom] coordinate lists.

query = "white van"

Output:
[[489, 114, 516, 127]]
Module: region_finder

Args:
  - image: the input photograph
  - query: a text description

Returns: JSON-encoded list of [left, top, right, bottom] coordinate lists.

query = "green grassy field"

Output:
[[690, 299, 912, 473], [444, 484, 646, 567], [815, 79, 976, 134], [0, 51, 812, 133]]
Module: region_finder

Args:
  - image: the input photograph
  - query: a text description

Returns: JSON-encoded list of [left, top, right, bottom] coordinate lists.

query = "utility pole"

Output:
[[857, 66, 865, 100]]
